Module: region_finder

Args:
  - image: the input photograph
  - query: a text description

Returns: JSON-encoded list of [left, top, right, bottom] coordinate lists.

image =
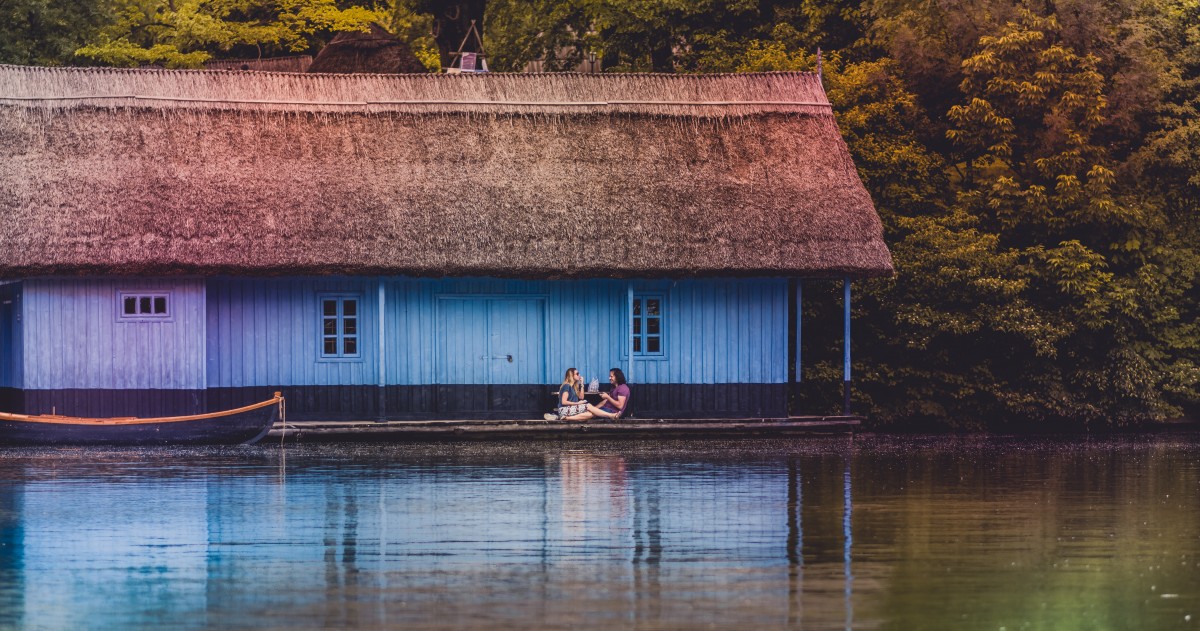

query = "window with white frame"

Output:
[[117, 291, 171, 321], [320, 295, 360, 359], [632, 294, 664, 356]]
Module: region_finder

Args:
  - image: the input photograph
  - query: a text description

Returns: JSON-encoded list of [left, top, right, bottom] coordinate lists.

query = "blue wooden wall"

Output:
[[21, 279, 206, 390], [0, 282, 21, 389], [206, 278, 380, 389], [11, 276, 788, 391], [206, 277, 788, 387]]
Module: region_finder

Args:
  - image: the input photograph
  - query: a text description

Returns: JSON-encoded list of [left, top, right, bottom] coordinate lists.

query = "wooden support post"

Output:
[[843, 277, 851, 415], [795, 279, 803, 382], [378, 279, 386, 418], [627, 283, 635, 384], [378, 279, 386, 387]]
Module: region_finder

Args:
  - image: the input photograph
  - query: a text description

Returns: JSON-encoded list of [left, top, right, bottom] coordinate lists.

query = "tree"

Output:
[[481, 0, 867, 74], [413, 0, 484, 69], [372, 0, 441, 70], [74, 0, 380, 68], [0, 0, 115, 65], [483, 0, 595, 71], [853, 9, 1198, 426]]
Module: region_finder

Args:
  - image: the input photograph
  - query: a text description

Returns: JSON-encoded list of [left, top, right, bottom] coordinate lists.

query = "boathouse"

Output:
[[0, 65, 892, 421]]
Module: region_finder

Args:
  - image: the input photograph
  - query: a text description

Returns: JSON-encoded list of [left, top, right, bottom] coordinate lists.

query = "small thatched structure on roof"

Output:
[[308, 24, 428, 74], [0, 64, 892, 279], [206, 55, 314, 73]]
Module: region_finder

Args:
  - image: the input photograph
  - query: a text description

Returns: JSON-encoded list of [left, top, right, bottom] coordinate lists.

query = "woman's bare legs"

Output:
[[585, 404, 621, 420], [563, 411, 594, 420]]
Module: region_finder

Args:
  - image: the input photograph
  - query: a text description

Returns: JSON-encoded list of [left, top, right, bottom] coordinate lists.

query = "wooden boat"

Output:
[[0, 393, 283, 446]]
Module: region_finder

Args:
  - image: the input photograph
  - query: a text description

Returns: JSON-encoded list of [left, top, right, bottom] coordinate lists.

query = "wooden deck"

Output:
[[268, 416, 861, 441]]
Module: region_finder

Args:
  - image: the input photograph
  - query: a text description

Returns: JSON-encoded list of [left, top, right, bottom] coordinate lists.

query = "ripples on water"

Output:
[[0, 435, 1195, 629]]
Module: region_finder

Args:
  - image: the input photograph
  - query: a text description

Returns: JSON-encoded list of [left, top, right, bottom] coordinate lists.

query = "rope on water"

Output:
[[277, 395, 287, 482], [279, 395, 288, 447]]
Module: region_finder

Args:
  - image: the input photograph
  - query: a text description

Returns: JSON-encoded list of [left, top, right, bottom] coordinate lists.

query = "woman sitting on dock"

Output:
[[546, 368, 590, 421]]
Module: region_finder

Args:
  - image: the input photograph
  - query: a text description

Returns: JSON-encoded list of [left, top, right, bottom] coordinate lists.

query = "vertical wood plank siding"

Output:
[[22, 279, 205, 390], [206, 278, 379, 388], [206, 277, 786, 388], [0, 283, 22, 389], [7, 277, 789, 418]]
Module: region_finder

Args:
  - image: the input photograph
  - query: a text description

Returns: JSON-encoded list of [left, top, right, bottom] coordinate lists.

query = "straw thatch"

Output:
[[206, 56, 314, 73], [0, 65, 893, 279], [307, 24, 427, 74]]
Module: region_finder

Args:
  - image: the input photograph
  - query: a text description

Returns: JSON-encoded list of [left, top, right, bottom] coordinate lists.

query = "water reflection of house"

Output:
[[0, 66, 892, 421], [558, 452, 630, 539]]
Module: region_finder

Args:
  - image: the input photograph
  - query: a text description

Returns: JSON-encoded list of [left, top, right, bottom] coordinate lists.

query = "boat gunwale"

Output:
[[0, 393, 282, 426]]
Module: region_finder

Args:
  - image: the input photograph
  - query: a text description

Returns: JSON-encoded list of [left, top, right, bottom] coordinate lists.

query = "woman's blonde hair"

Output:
[[562, 367, 583, 398]]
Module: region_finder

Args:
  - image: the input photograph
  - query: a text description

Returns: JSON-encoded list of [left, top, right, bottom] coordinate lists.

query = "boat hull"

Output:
[[0, 398, 280, 446]]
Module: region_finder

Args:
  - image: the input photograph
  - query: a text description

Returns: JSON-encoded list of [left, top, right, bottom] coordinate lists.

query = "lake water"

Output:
[[0, 434, 1195, 629]]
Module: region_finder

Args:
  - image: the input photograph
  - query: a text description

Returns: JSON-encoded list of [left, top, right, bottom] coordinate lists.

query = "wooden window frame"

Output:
[[115, 290, 173, 322], [318, 293, 363, 362], [632, 293, 666, 358]]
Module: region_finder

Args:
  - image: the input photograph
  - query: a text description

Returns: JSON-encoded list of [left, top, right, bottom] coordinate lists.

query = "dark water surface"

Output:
[[0, 434, 1195, 630]]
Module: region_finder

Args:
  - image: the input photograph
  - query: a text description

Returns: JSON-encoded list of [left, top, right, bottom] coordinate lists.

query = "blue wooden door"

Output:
[[436, 298, 489, 385], [437, 297, 544, 384], [487, 299, 544, 384]]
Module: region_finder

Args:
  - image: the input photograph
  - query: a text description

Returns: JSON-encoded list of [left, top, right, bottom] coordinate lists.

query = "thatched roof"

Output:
[[307, 24, 427, 74], [206, 55, 314, 73], [0, 65, 893, 279]]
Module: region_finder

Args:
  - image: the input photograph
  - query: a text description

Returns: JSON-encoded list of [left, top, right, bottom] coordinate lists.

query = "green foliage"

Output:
[[484, 0, 596, 71], [0, 0, 116, 65], [74, 0, 380, 68], [374, 0, 440, 70], [822, 53, 945, 220], [854, 4, 1200, 427], [779, 1, 1199, 427], [482, 0, 868, 73], [947, 12, 1122, 238]]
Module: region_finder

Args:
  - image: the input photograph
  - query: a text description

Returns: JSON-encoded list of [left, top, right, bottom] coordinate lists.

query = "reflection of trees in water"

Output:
[[844, 440, 1200, 629]]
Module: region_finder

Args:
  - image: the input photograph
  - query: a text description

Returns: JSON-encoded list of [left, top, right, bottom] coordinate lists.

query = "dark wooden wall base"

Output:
[[6, 384, 788, 421]]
